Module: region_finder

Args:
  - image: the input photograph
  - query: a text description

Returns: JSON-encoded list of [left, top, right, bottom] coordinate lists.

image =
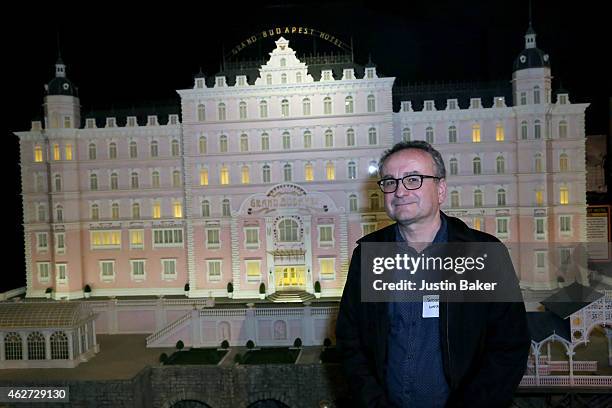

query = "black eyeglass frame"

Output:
[[377, 174, 442, 193]]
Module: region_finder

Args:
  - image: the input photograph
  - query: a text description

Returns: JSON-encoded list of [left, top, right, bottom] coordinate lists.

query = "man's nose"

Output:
[[394, 181, 411, 197]]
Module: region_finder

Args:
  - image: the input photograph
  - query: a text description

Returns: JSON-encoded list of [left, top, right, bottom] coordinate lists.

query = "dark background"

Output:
[[3, 0, 610, 291]]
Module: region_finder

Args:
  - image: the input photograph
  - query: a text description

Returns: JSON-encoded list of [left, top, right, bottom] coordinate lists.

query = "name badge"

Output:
[[422, 295, 439, 318]]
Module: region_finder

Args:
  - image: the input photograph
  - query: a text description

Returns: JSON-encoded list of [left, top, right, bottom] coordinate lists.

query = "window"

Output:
[[559, 153, 569, 171], [535, 190, 544, 206], [262, 165, 271, 183], [37, 204, 47, 222], [131, 172, 139, 189], [90, 203, 99, 220], [402, 128, 411, 142], [197, 104, 206, 121], [304, 163, 314, 181], [534, 86, 541, 104], [245, 227, 259, 248], [425, 127, 434, 144], [282, 132, 291, 149], [218, 103, 226, 121], [150, 140, 159, 157], [345, 96, 354, 114], [162, 259, 177, 279], [171, 140, 180, 157], [494, 97, 505, 108], [470, 98, 481, 109], [348, 161, 357, 179], [496, 218, 509, 237], [36, 232, 48, 251], [322, 70, 332, 80], [424, 101, 434, 111], [450, 191, 460, 208], [37, 263, 50, 282], [535, 218, 546, 240], [90, 231, 121, 249], [558, 94, 568, 104], [153, 228, 184, 247], [130, 230, 144, 249], [128, 116, 137, 126], [130, 260, 146, 280], [199, 136, 207, 154], [281, 73, 287, 84], [497, 188, 506, 206], [152, 171, 161, 188], [152, 201, 161, 219], [367, 94, 376, 112], [55, 205, 63, 223], [368, 128, 377, 145], [281, 99, 289, 117], [325, 129, 334, 147], [349, 194, 358, 212], [239, 101, 247, 119], [278, 219, 298, 242], [261, 132, 270, 151], [303, 130, 312, 148], [534, 120, 541, 139], [535, 251, 547, 270], [56, 264, 67, 283], [473, 189, 483, 207], [283, 163, 292, 181], [449, 158, 458, 175], [560, 215, 572, 234], [172, 170, 181, 187], [472, 157, 481, 175], [448, 126, 457, 143], [323, 97, 332, 114], [53, 144, 60, 160], [559, 121, 568, 139], [27, 332, 46, 360], [129, 141, 138, 158], [266, 74, 272, 85], [521, 121, 528, 140], [362, 223, 377, 236], [520, 92, 527, 105], [559, 247, 572, 269], [320, 258, 336, 280], [34, 145, 43, 162], [219, 135, 228, 153], [110, 172, 118, 190], [534, 153, 543, 173], [296, 72, 302, 83], [472, 124, 481, 143], [560, 186, 569, 205], [241, 166, 250, 184], [496, 156, 505, 174], [326, 161, 335, 180], [246, 260, 260, 281], [346, 128, 355, 146], [370, 192, 380, 210], [496, 123, 505, 141], [319, 225, 334, 246], [259, 100, 268, 118], [132, 202, 140, 219], [302, 98, 311, 115], [201, 200, 210, 217], [222, 199, 230, 216], [100, 261, 115, 282], [238, 134, 249, 152], [207, 260, 222, 281], [173, 201, 182, 218], [88, 143, 97, 160], [365, 68, 375, 78], [206, 228, 220, 248], [402, 101, 412, 111], [111, 202, 120, 220], [54, 174, 62, 192]]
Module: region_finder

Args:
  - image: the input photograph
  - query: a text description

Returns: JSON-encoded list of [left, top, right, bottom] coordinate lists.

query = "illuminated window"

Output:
[[368, 128, 377, 145], [323, 97, 332, 114], [497, 188, 506, 206], [207, 260, 222, 281], [173, 201, 182, 218], [449, 158, 458, 175], [246, 260, 260, 279], [197, 104, 206, 121], [496, 123, 505, 141], [303, 130, 312, 148], [283, 164, 292, 182], [402, 128, 411, 142], [129, 141, 138, 158], [560, 186, 569, 205], [150, 140, 159, 157], [304, 163, 314, 181], [199, 169, 208, 186], [450, 191, 460, 208], [559, 153, 569, 171], [473, 189, 483, 207], [346, 128, 355, 146], [521, 121, 528, 140], [282, 132, 291, 149], [239, 101, 247, 119], [261, 133, 270, 151], [201, 200, 210, 217], [472, 158, 481, 175], [325, 129, 334, 147], [88, 143, 97, 160], [326, 162, 335, 180], [302, 98, 311, 115], [34, 145, 43, 162], [367, 94, 376, 112], [348, 161, 357, 179], [425, 127, 434, 144], [111, 203, 120, 220], [219, 135, 228, 153], [132, 202, 140, 219], [53, 144, 60, 160], [534, 153, 543, 172], [131, 172, 139, 189], [473, 217, 483, 231], [262, 165, 271, 183], [535, 190, 544, 206], [345, 96, 354, 113], [281, 99, 289, 117], [54, 174, 62, 192], [496, 156, 505, 174], [472, 124, 481, 143], [220, 166, 229, 185], [152, 171, 160, 188], [199, 136, 207, 154], [278, 219, 298, 242], [349, 194, 358, 212], [240, 134, 249, 152], [152, 201, 161, 219], [90, 174, 98, 191], [259, 100, 268, 118], [448, 126, 457, 143], [362, 223, 377, 235], [218, 103, 226, 121], [241, 166, 250, 184], [559, 121, 568, 139], [172, 170, 181, 187], [171, 140, 180, 156], [90, 231, 121, 249]]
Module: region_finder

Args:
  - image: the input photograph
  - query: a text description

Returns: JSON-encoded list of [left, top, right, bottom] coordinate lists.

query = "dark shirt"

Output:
[[386, 214, 450, 407]]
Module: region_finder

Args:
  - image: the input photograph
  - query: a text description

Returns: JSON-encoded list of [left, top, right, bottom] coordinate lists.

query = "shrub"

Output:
[[259, 282, 266, 294], [323, 338, 332, 348], [314, 281, 321, 293], [293, 337, 303, 348], [159, 353, 168, 363], [227, 282, 234, 293], [45, 287, 53, 294], [176, 340, 184, 351], [84, 284, 92, 293], [246, 340, 255, 349], [221, 340, 229, 349], [184, 283, 190, 291]]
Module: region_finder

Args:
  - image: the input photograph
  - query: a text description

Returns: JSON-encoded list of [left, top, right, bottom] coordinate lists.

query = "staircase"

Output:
[[267, 291, 315, 303]]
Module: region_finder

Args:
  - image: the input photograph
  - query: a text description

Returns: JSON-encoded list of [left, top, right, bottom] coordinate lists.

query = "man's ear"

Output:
[[438, 178, 448, 204]]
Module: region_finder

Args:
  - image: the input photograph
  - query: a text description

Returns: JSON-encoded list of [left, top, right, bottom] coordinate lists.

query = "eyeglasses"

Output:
[[377, 174, 441, 193]]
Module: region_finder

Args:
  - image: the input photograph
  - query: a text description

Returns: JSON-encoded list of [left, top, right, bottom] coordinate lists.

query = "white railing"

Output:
[[200, 309, 246, 317], [146, 312, 191, 346], [311, 307, 339, 316], [574, 376, 612, 386], [548, 361, 598, 372], [520, 375, 612, 387], [255, 308, 303, 317]]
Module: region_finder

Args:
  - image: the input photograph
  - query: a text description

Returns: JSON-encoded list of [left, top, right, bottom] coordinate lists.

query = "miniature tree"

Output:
[[159, 353, 168, 364], [227, 282, 234, 293], [323, 338, 332, 348], [184, 283, 190, 292], [293, 337, 303, 348], [176, 340, 184, 352], [259, 282, 266, 294], [246, 339, 255, 349], [84, 284, 92, 293], [221, 340, 229, 349], [314, 281, 321, 293]]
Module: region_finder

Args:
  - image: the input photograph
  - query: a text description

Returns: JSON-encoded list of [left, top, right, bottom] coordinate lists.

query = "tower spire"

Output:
[[525, 0, 537, 49], [55, 31, 66, 78]]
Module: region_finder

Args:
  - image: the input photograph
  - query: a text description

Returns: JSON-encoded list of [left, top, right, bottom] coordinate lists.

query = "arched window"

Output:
[[304, 163, 314, 181], [37, 205, 47, 222], [348, 161, 357, 179], [425, 127, 434, 144], [449, 158, 458, 175], [496, 156, 505, 174], [199, 136, 207, 154], [534, 120, 541, 139], [497, 188, 506, 206], [266, 73, 272, 85], [4, 332, 22, 360], [219, 135, 228, 153], [324, 129, 334, 147], [220, 166, 229, 185], [370, 192, 380, 210], [278, 219, 299, 242], [349, 194, 358, 212], [296, 72, 302, 83], [323, 97, 332, 114], [129, 141, 138, 158], [496, 123, 505, 141], [346, 128, 355, 146], [56, 205, 64, 222], [171, 139, 180, 156], [27, 332, 46, 360], [239, 101, 247, 119], [533, 86, 541, 104], [88, 143, 97, 160], [201, 200, 210, 217], [448, 126, 457, 143], [402, 127, 411, 142], [367, 94, 376, 112], [173, 201, 183, 218], [259, 100, 268, 118], [261, 132, 270, 151], [110, 172, 118, 190], [150, 140, 159, 157], [241, 165, 250, 184], [132, 202, 140, 219], [281, 73, 287, 84], [281, 99, 289, 117], [240, 134, 249, 152], [280, 57, 286, 67], [172, 170, 181, 187], [218, 102, 226, 121], [450, 191, 460, 208], [109, 142, 117, 159], [303, 130, 312, 148], [521, 121, 528, 140], [560, 186, 569, 205], [262, 164, 271, 183], [368, 128, 377, 145], [345, 96, 354, 114], [152, 171, 160, 188], [472, 124, 481, 143], [283, 163, 292, 181], [89, 174, 98, 191], [197, 104, 206, 121], [326, 161, 335, 180], [473, 189, 483, 207], [111, 202, 120, 220], [302, 98, 311, 115], [534, 153, 543, 172], [50, 331, 69, 359], [559, 153, 569, 171], [222, 199, 231, 216], [559, 121, 568, 139], [54, 174, 62, 192], [34, 145, 44, 162], [282, 132, 291, 150], [131, 172, 139, 189], [472, 157, 482, 175]]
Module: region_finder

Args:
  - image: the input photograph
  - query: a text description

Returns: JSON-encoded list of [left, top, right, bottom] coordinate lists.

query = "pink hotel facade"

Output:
[[16, 31, 588, 301]]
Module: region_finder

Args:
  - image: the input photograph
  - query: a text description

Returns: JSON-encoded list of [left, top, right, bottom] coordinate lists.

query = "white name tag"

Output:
[[422, 295, 440, 318]]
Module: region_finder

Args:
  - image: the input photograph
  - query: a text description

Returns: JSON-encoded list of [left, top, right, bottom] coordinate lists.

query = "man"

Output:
[[336, 141, 530, 407]]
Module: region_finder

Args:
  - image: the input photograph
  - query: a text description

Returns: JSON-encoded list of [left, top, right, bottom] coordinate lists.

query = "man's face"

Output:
[[380, 149, 447, 226]]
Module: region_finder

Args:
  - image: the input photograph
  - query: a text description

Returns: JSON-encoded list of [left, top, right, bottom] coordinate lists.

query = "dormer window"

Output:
[[86, 119, 96, 129], [169, 115, 178, 125], [494, 97, 505, 108], [470, 98, 482, 109], [520, 92, 527, 105], [215, 76, 226, 87], [558, 94, 568, 105], [106, 117, 116, 128], [424, 101, 435, 111], [147, 116, 158, 126], [127, 117, 137, 127], [401, 101, 412, 112], [365, 68, 376, 79], [322, 70, 333, 81], [236, 76, 247, 86], [343, 69, 355, 80], [446, 99, 458, 110], [196, 79, 204, 89]]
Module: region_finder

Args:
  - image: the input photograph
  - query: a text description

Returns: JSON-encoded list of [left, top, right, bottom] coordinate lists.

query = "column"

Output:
[[191, 307, 201, 347], [45, 332, 51, 360], [605, 327, 612, 366], [302, 304, 313, 346], [67, 331, 74, 360], [0, 334, 5, 361], [567, 349, 575, 386], [534, 343, 540, 386], [92, 320, 97, 346], [21, 332, 28, 360]]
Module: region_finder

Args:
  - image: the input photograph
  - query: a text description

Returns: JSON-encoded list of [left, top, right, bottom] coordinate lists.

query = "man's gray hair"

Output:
[[378, 140, 446, 179]]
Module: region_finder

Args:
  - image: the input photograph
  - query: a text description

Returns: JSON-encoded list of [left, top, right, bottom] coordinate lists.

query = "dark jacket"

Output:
[[336, 213, 530, 408]]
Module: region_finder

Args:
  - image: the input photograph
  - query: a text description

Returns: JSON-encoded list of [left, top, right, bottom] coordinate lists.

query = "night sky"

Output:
[[3, 1, 610, 291]]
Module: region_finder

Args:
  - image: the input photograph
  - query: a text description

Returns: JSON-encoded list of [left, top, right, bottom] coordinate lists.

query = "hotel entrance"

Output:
[[275, 266, 306, 290]]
